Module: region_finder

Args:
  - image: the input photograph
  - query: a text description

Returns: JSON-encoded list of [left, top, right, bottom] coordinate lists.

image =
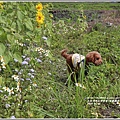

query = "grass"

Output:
[[0, 2, 120, 118], [51, 2, 120, 10]]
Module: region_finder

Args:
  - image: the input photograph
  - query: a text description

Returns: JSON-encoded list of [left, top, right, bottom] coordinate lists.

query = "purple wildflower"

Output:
[[20, 78, 24, 81], [25, 57, 30, 62], [10, 116, 16, 119], [26, 78, 31, 81], [5, 104, 10, 109], [0, 90, 3, 93], [36, 58, 42, 63], [21, 61, 28, 65]]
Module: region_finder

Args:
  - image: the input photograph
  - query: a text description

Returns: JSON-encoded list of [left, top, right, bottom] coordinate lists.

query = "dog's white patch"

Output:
[[72, 53, 85, 68]]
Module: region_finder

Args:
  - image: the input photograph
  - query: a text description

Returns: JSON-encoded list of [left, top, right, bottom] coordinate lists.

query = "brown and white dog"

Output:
[[61, 49, 103, 83]]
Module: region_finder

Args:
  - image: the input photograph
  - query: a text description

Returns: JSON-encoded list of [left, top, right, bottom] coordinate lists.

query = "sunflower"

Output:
[[0, 2, 3, 9], [36, 12, 44, 24], [36, 3, 43, 11]]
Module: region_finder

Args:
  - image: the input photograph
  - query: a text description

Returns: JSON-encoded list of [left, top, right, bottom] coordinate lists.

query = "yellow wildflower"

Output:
[[0, 1, 3, 4], [50, 14, 53, 18], [36, 3, 43, 11], [44, 24, 46, 27], [83, 15, 86, 19], [36, 12, 44, 24], [0, 1, 3, 9]]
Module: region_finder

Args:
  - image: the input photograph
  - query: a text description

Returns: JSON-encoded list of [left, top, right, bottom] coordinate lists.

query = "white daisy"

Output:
[[12, 75, 19, 81], [75, 83, 86, 89]]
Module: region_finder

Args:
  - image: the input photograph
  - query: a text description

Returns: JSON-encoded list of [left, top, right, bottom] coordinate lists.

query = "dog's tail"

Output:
[[61, 49, 69, 59]]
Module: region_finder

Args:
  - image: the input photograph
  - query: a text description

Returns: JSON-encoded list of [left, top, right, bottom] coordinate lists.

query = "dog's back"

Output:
[[72, 53, 85, 69]]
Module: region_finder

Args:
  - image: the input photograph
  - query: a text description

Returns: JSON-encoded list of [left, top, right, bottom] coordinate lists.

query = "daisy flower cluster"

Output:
[[75, 82, 86, 89], [1, 54, 39, 96], [15, 40, 24, 47], [35, 47, 50, 57]]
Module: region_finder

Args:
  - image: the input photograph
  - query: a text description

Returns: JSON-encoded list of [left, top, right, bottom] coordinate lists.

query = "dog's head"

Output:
[[86, 51, 103, 66]]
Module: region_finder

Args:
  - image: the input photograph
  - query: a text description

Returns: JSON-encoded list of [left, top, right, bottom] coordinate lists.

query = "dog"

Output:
[[61, 49, 103, 83]]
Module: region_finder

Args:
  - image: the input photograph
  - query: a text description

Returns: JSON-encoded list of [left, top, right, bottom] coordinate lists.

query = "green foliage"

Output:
[[0, 43, 6, 55], [0, 2, 120, 118], [52, 2, 120, 10]]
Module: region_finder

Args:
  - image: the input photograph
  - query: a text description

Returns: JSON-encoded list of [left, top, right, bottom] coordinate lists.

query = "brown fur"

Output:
[[61, 49, 103, 82]]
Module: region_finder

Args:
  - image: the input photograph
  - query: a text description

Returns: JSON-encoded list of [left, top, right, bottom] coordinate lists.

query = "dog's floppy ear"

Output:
[[86, 52, 95, 64]]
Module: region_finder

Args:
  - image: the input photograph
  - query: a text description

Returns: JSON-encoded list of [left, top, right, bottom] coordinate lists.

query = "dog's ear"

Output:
[[94, 52, 103, 65], [86, 52, 95, 64]]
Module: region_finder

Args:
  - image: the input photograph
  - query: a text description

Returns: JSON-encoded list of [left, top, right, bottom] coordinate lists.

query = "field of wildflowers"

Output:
[[0, 2, 120, 118]]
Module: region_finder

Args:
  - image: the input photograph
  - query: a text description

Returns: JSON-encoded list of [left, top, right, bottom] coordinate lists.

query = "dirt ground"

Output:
[[50, 9, 120, 31], [86, 10, 120, 32]]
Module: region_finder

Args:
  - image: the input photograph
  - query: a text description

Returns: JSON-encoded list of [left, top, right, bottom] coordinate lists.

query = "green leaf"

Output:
[[0, 77, 2, 86], [0, 32, 7, 43], [11, 22, 16, 29], [25, 18, 33, 31], [0, 32, 2, 36], [3, 52, 11, 64], [26, 32, 32, 37], [13, 52, 22, 63], [17, 20, 22, 32], [7, 34, 15, 43], [0, 43, 6, 55], [0, 16, 6, 24], [44, 39, 51, 47], [47, 50, 54, 60], [17, 11, 24, 22], [3, 28, 10, 33], [14, 33, 23, 40], [34, 36, 40, 42]]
